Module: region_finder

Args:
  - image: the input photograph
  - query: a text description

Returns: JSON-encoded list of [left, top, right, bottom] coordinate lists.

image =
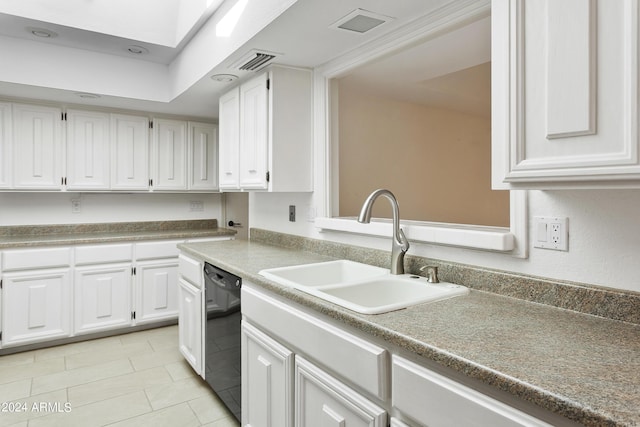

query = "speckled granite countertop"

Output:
[[178, 238, 640, 427], [0, 220, 236, 249]]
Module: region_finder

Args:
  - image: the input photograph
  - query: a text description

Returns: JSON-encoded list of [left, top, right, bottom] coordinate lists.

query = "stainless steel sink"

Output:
[[259, 260, 468, 314]]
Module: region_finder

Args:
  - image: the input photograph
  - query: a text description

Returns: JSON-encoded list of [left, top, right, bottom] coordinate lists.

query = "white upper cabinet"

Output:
[[152, 118, 187, 190], [110, 113, 150, 190], [218, 65, 313, 192], [66, 109, 111, 190], [188, 122, 218, 191], [12, 103, 63, 189], [0, 102, 11, 188], [492, 0, 640, 188], [218, 87, 241, 190], [239, 72, 270, 189]]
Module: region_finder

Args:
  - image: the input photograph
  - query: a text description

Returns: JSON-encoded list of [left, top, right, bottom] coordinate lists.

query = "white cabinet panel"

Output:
[[392, 356, 551, 427], [189, 122, 218, 191], [152, 118, 187, 190], [239, 72, 269, 190], [218, 87, 241, 190], [0, 102, 11, 188], [178, 277, 203, 376], [1, 268, 71, 347], [295, 357, 387, 427], [241, 321, 294, 427], [12, 103, 63, 189], [136, 240, 182, 260], [136, 260, 179, 323], [74, 264, 132, 334], [66, 109, 111, 190], [492, 0, 640, 188], [178, 253, 202, 287], [2, 247, 71, 271], [75, 243, 133, 265], [110, 113, 149, 190]]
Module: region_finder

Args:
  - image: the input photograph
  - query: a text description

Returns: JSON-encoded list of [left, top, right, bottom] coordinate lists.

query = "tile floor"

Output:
[[0, 326, 240, 427]]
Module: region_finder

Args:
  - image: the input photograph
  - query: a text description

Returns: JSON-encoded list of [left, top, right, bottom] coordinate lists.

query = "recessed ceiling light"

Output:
[[27, 27, 58, 38], [74, 92, 101, 99], [211, 74, 238, 83], [126, 45, 149, 55]]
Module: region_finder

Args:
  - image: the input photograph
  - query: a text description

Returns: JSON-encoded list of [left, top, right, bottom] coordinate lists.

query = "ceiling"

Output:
[[0, 0, 487, 121], [338, 16, 491, 118]]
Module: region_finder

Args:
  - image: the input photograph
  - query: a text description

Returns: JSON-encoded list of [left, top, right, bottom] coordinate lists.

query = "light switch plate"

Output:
[[533, 216, 569, 251]]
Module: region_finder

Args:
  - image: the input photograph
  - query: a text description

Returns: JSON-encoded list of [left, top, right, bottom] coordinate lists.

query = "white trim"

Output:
[[313, 0, 527, 258]]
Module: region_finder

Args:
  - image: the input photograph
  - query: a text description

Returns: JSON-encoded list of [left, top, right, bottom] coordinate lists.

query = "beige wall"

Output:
[[338, 83, 509, 227]]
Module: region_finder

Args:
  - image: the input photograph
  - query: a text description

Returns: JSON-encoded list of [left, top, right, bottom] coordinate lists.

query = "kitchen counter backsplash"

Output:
[[0, 219, 236, 248], [250, 228, 640, 326]]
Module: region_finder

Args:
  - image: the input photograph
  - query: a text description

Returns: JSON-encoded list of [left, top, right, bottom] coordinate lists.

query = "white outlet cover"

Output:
[[533, 216, 569, 251]]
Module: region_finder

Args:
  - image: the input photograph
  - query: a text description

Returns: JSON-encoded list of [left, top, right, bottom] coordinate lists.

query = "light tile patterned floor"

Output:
[[0, 326, 240, 427]]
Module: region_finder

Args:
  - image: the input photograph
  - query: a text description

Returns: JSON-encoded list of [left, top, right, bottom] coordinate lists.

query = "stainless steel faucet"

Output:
[[357, 189, 410, 275]]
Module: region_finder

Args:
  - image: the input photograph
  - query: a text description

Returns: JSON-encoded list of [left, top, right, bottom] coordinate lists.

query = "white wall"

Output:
[[249, 190, 640, 293], [0, 193, 222, 226]]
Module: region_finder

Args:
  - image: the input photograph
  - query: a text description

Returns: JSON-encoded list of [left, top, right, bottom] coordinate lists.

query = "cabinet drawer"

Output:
[[75, 244, 133, 265], [178, 253, 202, 287], [295, 356, 387, 427], [392, 356, 551, 427], [2, 247, 71, 271], [135, 240, 182, 260], [242, 285, 388, 400]]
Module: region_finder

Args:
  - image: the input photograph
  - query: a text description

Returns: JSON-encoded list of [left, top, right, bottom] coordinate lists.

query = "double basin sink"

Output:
[[259, 260, 468, 314]]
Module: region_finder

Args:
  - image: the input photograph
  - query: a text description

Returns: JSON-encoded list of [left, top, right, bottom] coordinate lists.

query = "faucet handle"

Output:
[[420, 265, 440, 283]]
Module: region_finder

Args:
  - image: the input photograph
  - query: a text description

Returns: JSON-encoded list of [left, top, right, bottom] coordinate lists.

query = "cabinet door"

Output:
[[74, 264, 133, 334], [178, 277, 203, 376], [242, 321, 294, 427], [110, 113, 149, 190], [492, 0, 640, 188], [239, 73, 269, 189], [219, 87, 241, 190], [136, 260, 179, 323], [295, 357, 387, 427], [1, 268, 71, 347], [0, 102, 11, 188], [152, 118, 187, 190], [189, 122, 218, 191], [12, 103, 63, 189], [66, 109, 111, 190]]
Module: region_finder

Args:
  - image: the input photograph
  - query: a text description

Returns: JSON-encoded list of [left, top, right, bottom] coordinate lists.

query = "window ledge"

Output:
[[315, 217, 514, 252]]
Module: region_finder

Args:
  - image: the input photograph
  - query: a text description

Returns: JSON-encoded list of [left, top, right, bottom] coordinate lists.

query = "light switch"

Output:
[[533, 216, 569, 251], [537, 221, 548, 242]]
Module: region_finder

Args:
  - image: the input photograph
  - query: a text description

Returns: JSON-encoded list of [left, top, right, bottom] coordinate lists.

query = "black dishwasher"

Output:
[[203, 262, 242, 422]]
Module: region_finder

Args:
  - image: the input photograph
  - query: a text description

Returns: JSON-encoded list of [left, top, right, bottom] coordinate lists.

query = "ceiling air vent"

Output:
[[330, 9, 393, 34], [233, 50, 279, 71]]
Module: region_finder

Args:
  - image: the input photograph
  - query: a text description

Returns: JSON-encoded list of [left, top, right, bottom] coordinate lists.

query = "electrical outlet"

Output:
[[533, 216, 569, 251], [71, 198, 81, 214], [289, 205, 296, 222], [189, 201, 204, 212]]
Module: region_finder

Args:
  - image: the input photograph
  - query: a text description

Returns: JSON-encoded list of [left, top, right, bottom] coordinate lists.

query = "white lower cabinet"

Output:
[[178, 277, 203, 376], [241, 321, 294, 427], [74, 263, 133, 334], [242, 283, 563, 427], [136, 260, 179, 324], [242, 284, 388, 427], [1, 268, 71, 347], [1, 246, 72, 348], [295, 356, 386, 427]]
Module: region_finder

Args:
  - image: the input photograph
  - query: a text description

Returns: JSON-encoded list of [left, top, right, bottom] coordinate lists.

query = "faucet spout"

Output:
[[357, 189, 409, 275]]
